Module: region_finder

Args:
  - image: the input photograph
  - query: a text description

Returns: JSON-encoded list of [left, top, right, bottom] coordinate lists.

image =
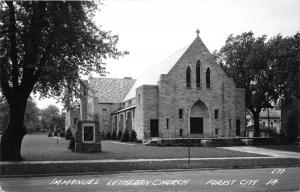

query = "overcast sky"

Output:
[[34, 0, 300, 110]]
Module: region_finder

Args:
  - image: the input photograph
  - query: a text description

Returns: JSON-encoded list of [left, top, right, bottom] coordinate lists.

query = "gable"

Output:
[[167, 36, 231, 90], [123, 35, 231, 101]]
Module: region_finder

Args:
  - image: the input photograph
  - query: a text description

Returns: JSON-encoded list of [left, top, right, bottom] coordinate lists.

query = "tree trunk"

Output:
[[1, 96, 28, 161], [253, 112, 261, 137]]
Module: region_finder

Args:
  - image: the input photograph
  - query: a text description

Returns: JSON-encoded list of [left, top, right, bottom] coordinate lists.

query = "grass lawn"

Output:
[[18, 134, 267, 161], [258, 145, 300, 153]]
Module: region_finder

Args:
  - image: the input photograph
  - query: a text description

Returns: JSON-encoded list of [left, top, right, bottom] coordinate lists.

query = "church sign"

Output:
[[75, 120, 101, 152], [83, 124, 95, 142]]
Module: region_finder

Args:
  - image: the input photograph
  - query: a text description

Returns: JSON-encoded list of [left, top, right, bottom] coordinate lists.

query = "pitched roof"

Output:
[[88, 77, 136, 103], [260, 109, 281, 118], [123, 36, 211, 101]]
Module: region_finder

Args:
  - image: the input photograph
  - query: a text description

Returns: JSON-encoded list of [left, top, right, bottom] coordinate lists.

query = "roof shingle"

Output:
[[88, 77, 136, 103]]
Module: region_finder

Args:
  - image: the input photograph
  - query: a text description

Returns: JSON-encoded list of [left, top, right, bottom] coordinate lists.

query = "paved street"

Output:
[[1, 167, 299, 192]]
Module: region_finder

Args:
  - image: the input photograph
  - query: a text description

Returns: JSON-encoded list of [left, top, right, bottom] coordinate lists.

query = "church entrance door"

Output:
[[190, 117, 203, 134], [190, 99, 210, 137]]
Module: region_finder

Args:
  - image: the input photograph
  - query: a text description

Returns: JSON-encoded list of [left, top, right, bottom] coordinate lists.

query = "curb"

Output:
[[1, 157, 299, 178]]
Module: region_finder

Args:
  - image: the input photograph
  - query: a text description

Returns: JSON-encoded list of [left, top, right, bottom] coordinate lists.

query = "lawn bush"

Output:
[[54, 130, 60, 136], [129, 130, 137, 142], [101, 131, 106, 140], [68, 136, 75, 152], [65, 128, 72, 140], [117, 130, 122, 140], [106, 132, 111, 140], [47, 132, 52, 137], [112, 130, 117, 140], [121, 130, 129, 142], [59, 131, 65, 138]]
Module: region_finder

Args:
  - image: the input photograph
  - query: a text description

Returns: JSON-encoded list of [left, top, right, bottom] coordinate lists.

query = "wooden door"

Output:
[[190, 117, 203, 134]]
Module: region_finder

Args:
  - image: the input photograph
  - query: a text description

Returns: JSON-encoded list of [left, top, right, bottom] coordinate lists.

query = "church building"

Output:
[[72, 31, 246, 140]]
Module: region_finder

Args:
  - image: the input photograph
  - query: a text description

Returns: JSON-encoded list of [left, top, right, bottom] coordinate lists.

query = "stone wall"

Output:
[[222, 80, 237, 137], [141, 85, 159, 138]]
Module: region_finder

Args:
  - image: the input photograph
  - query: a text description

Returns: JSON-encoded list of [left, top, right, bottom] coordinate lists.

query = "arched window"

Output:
[[206, 68, 211, 88], [179, 109, 183, 119], [138, 94, 141, 105], [186, 66, 191, 88], [196, 60, 201, 88]]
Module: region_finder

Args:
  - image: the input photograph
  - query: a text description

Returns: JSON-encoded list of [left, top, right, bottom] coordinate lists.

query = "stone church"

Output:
[[67, 31, 246, 140]]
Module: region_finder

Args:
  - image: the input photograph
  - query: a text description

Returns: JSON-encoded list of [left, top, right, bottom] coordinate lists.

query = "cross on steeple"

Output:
[[196, 29, 200, 37]]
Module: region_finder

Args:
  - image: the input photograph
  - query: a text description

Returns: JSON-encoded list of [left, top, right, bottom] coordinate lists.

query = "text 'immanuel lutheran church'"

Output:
[[65, 31, 246, 140]]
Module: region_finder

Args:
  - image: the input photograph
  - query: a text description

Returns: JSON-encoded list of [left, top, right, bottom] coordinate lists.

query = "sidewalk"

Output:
[[219, 146, 300, 159]]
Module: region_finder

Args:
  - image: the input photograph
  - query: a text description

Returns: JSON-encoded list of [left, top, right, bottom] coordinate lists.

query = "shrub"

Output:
[[129, 130, 137, 142], [68, 137, 75, 152], [111, 130, 117, 140], [65, 128, 72, 140], [101, 131, 106, 140], [48, 132, 52, 137], [54, 129, 60, 136], [59, 131, 65, 138], [285, 108, 299, 142], [121, 130, 130, 142], [117, 130, 122, 140], [106, 132, 111, 140]]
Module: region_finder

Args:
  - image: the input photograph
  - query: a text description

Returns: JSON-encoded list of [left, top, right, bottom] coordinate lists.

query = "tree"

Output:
[[65, 128, 72, 140], [214, 32, 278, 137], [0, 1, 126, 161], [40, 105, 64, 133], [23, 98, 41, 133], [268, 33, 300, 138], [40, 105, 60, 132], [0, 97, 41, 134]]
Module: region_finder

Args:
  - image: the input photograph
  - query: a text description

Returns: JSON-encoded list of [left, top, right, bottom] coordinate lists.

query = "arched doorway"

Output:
[[190, 100, 210, 136]]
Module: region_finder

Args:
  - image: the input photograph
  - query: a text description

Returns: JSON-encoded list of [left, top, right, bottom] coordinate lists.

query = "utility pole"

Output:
[[188, 133, 191, 168], [267, 108, 270, 137], [187, 108, 191, 169]]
